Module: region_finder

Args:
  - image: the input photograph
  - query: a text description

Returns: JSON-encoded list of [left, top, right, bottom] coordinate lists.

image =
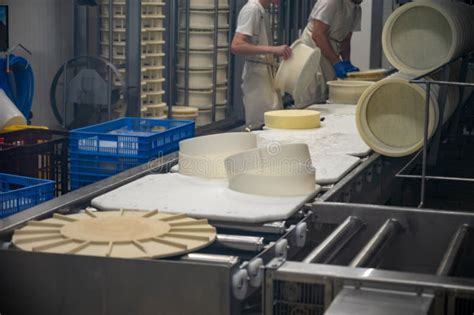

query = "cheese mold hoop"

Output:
[[179, 9, 229, 30], [178, 29, 229, 50], [195, 105, 227, 126], [178, 0, 229, 10], [177, 49, 228, 69], [275, 40, 321, 100], [177, 67, 228, 89], [347, 69, 388, 81], [0, 90, 27, 131], [224, 143, 316, 196], [382, 1, 474, 76], [327, 80, 374, 105], [178, 133, 257, 179], [356, 72, 459, 157], [177, 87, 227, 109]]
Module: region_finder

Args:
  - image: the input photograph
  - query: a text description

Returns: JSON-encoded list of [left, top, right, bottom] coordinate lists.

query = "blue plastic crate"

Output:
[[70, 153, 150, 176], [0, 173, 55, 218], [71, 173, 110, 191], [69, 118, 195, 158]]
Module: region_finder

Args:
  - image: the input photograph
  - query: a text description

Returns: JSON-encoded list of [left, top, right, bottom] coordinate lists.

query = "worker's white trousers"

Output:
[[242, 62, 281, 125]]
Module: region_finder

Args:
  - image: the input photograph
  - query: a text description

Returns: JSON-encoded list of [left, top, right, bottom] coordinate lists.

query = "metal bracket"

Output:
[[232, 269, 249, 301], [266, 257, 287, 270], [294, 222, 308, 248], [274, 239, 289, 260], [326, 287, 434, 315], [247, 258, 264, 288]]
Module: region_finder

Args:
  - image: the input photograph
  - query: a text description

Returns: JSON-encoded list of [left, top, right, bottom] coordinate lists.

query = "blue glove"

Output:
[[342, 60, 360, 73], [333, 61, 348, 79]]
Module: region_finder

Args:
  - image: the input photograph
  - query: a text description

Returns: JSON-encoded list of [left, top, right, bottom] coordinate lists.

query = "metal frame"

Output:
[[264, 202, 474, 315], [177, 0, 237, 124], [0, 249, 238, 315], [125, 0, 142, 117], [396, 54, 474, 208], [265, 261, 474, 315], [0, 140, 318, 314], [317, 153, 409, 205]]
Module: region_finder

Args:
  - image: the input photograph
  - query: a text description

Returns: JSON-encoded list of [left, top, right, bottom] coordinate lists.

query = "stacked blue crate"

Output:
[[0, 173, 55, 218], [69, 117, 195, 190]]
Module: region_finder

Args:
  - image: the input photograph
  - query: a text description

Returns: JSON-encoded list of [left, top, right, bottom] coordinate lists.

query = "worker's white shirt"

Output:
[[306, 0, 362, 42], [236, 0, 281, 125], [236, 0, 271, 63], [296, 0, 362, 106], [236, 0, 265, 46]]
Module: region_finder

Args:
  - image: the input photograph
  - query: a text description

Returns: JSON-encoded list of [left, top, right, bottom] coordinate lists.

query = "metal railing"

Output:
[[395, 53, 474, 208]]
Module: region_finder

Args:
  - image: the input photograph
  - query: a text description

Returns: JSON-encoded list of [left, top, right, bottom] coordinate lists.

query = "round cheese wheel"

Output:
[[264, 110, 321, 130]]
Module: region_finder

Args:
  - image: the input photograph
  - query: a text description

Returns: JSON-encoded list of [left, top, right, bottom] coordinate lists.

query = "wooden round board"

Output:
[[12, 210, 217, 259]]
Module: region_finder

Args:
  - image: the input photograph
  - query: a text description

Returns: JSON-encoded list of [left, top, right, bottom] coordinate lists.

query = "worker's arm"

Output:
[[231, 33, 292, 60], [340, 32, 352, 61], [311, 20, 340, 65]]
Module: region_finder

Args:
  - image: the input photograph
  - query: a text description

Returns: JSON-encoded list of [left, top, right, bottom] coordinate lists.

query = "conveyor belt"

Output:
[[0, 114, 397, 315]]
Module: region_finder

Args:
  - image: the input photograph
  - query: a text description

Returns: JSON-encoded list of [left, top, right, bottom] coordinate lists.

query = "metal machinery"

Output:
[[1, 1, 474, 315]]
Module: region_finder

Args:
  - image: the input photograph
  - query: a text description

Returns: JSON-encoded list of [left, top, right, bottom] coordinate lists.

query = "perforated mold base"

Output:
[[12, 210, 216, 259]]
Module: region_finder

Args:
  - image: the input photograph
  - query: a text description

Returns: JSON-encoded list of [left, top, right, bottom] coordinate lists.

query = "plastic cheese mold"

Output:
[[225, 143, 316, 197], [178, 133, 257, 179]]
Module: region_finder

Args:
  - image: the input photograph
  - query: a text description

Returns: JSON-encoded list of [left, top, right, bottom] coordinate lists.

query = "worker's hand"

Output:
[[342, 60, 360, 73], [272, 45, 292, 60], [333, 61, 348, 79]]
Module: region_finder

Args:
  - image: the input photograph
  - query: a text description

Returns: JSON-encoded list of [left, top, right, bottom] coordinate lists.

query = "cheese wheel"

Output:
[[264, 110, 321, 130]]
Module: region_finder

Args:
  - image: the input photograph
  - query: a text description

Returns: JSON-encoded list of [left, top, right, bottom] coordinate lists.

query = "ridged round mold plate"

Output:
[[12, 210, 216, 259]]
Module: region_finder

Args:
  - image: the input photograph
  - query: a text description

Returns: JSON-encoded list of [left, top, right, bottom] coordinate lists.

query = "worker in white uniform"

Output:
[[231, 0, 292, 125], [299, 0, 363, 105]]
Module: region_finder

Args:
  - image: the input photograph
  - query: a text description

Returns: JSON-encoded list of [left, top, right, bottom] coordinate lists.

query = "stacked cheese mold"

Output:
[[356, 0, 474, 157], [99, 0, 167, 118], [177, 0, 230, 127], [177, 133, 316, 196]]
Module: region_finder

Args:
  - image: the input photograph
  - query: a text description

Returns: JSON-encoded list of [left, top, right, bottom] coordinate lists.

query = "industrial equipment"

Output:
[[50, 56, 125, 129], [1, 1, 474, 314]]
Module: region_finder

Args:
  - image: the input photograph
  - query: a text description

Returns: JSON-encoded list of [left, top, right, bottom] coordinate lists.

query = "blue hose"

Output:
[[0, 55, 34, 123]]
